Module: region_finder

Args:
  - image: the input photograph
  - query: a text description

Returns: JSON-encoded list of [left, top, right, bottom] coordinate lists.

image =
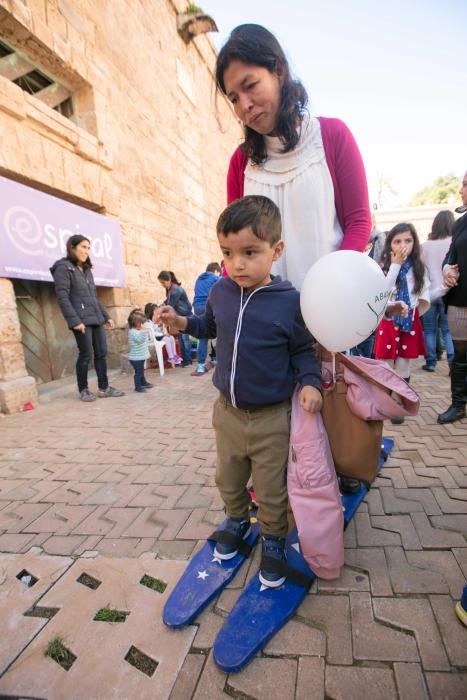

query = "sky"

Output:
[[200, 0, 467, 208]]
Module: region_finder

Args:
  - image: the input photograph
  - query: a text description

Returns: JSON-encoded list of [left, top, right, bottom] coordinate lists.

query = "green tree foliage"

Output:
[[409, 173, 459, 206]]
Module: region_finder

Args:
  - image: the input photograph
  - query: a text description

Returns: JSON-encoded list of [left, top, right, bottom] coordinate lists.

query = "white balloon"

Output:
[[300, 250, 390, 352]]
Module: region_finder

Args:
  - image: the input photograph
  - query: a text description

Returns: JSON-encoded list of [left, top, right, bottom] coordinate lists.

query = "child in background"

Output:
[[374, 223, 430, 423], [128, 309, 153, 392], [157, 271, 193, 367], [192, 262, 221, 374], [159, 196, 322, 588], [144, 303, 182, 367]]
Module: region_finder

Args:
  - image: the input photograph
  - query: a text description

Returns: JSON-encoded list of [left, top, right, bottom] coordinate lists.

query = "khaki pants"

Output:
[[212, 395, 291, 538]]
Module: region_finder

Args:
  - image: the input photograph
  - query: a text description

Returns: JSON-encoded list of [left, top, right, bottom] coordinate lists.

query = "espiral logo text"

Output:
[[3, 206, 43, 256]]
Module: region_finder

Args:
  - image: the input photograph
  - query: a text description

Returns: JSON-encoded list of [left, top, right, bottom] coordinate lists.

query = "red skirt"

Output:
[[373, 308, 426, 360]]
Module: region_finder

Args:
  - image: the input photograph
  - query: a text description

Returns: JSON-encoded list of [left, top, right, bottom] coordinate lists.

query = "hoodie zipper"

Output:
[[229, 284, 269, 407]]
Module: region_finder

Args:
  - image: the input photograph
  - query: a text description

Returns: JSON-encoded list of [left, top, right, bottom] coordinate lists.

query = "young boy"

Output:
[[159, 196, 322, 588]]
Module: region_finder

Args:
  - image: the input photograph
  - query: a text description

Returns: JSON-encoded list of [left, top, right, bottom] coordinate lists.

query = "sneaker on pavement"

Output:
[[142, 382, 154, 388], [97, 386, 125, 398], [79, 389, 96, 402], [214, 517, 251, 560], [135, 387, 146, 393], [259, 535, 287, 588], [455, 584, 467, 627], [196, 363, 206, 374], [422, 364, 435, 372]]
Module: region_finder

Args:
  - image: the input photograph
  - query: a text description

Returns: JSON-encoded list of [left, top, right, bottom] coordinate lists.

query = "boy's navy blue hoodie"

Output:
[[193, 271, 219, 307], [185, 276, 321, 410]]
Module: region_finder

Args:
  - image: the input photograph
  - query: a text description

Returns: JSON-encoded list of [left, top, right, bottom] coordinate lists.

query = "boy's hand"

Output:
[[386, 300, 408, 318], [299, 385, 323, 413], [157, 305, 187, 333]]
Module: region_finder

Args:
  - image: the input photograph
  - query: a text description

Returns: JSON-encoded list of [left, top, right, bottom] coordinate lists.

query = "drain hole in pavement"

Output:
[[24, 606, 59, 619], [16, 569, 38, 587], [94, 607, 129, 623], [45, 637, 77, 671], [139, 574, 167, 593], [125, 645, 158, 677], [77, 572, 101, 590]]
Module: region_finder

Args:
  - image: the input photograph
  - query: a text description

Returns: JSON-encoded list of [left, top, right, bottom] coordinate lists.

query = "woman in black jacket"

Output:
[[438, 172, 467, 423], [50, 235, 124, 402]]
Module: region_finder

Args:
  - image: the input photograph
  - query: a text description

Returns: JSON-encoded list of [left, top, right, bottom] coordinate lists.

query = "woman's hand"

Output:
[[443, 264, 459, 288], [105, 319, 115, 330], [391, 247, 408, 265], [299, 386, 323, 413], [73, 323, 86, 334]]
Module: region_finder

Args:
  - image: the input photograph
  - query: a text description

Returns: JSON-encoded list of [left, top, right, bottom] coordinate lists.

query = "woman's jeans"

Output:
[[72, 324, 108, 392], [423, 299, 454, 367], [178, 332, 192, 365], [194, 303, 208, 365], [130, 359, 146, 390]]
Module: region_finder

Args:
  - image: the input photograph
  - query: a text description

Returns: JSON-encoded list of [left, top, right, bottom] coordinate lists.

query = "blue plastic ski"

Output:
[[163, 514, 260, 628], [213, 437, 394, 672]]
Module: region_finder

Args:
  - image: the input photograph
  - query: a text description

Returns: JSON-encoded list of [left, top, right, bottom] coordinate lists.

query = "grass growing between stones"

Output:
[[45, 637, 76, 671], [94, 607, 128, 623], [139, 574, 167, 593]]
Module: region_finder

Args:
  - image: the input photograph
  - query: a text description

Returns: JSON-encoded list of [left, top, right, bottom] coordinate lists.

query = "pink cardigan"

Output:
[[227, 117, 371, 253]]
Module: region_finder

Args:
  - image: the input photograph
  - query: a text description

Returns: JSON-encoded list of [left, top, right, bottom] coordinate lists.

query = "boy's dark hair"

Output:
[[380, 223, 425, 295], [206, 262, 221, 273], [66, 234, 92, 268], [429, 210, 454, 240], [216, 195, 281, 244], [128, 308, 146, 328], [215, 24, 308, 166]]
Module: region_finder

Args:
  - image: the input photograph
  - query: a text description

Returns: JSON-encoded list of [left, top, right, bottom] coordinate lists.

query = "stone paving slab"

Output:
[[0, 360, 466, 699], [0, 552, 196, 700]]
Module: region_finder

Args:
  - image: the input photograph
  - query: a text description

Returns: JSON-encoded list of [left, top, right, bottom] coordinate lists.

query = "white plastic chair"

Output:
[[145, 323, 165, 377]]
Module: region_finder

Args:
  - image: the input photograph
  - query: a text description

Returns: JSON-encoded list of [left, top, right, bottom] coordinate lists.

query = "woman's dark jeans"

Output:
[[72, 324, 108, 392], [178, 332, 192, 365], [130, 359, 146, 390]]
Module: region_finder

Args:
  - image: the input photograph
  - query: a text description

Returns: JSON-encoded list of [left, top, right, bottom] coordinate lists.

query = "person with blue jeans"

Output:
[[193, 262, 221, 374], [422, 298, 454, 370], [127, 309, 153, 392], [421, 210, 455, 371], [157, 271, 193, 366]]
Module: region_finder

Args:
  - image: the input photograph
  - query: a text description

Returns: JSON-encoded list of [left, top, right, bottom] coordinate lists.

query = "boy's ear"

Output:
[[272, 240, 285, 261]]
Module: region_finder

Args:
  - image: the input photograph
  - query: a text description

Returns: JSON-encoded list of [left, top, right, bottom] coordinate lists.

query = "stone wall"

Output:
[[0, 0, 241, 410]]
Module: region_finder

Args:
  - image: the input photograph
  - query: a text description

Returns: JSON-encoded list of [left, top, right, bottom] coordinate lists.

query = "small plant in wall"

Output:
[[185, 3, 204, 13], [177, 4, 218, 43]]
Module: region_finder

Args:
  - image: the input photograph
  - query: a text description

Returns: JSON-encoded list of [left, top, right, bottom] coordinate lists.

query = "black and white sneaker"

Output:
[[259, 535, 287, 588], [213, 518, 251, 560]]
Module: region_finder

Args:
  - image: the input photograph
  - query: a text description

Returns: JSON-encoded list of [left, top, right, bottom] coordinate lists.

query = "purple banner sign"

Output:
[[0, 176, 125, 287]]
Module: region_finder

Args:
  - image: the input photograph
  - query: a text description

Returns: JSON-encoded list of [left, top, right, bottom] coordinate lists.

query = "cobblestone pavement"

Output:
[[0, 360, 466, 699]]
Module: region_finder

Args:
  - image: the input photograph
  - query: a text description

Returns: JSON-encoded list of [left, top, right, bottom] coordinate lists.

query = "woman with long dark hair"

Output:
[[216, 23, 371, 292], [157, 271, 193, 366], [438, 172, 467, 424], [421, 210, 455, 372], [216, 24, 371, 493], [50, 235, 124, 402]]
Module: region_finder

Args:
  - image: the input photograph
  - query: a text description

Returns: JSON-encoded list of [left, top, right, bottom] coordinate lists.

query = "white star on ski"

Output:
[[197, 570, 209, 580], [291, 542, 300, 553], [211, 554, 223, 565], [260, 584, 269, 592]]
